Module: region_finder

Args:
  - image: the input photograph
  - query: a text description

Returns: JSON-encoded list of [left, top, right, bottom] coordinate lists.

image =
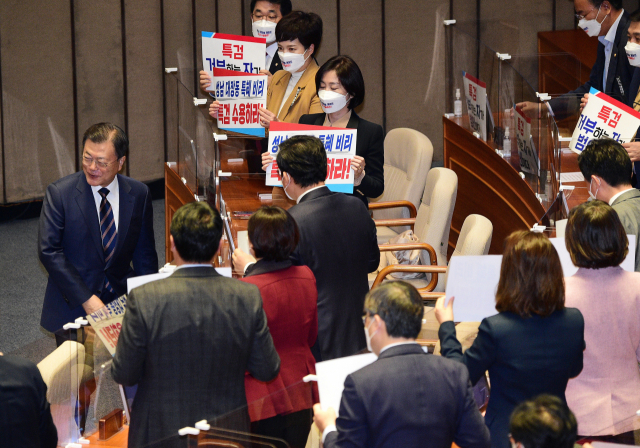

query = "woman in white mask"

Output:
[[209, 11, 323, 128], [261, 55, 384, 208]]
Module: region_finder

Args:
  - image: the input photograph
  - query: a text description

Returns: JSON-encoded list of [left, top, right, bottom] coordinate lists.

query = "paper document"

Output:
[[550, 235, 635, 277], [127, 268, 232, 293], [315, 353, 377, 415], [445, 255, 502, 322], [559, 172, 584, 183]]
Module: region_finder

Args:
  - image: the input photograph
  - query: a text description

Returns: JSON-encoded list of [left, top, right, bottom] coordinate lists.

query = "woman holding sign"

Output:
[[435, 230, 585, 448], [209, 11, 323, 126], [563, 201, 640, 443], [260, 55, 385, 208]]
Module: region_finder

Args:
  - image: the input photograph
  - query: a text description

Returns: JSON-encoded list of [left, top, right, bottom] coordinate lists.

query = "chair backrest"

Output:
[[452, 214, 493, 258], [370, 128, 433, 222], [414, 167, 458, 267]]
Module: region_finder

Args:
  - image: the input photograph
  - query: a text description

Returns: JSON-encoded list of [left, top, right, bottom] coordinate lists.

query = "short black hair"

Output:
[[276, 135, 327, 187], [510, 394, 577, 448], [365, 281, 423, 339], [630, 8, 640, 23], [566, 200, 628, 268], [248, 206, 299, 261], [591, 0, 623, 10], [250, 0, 292, 17], [275, 11, 323, 54], [82, 123, 128, 159], [170, 202, 222, 263], [577, 138, 632, 187], [316, 55, 365, 110]]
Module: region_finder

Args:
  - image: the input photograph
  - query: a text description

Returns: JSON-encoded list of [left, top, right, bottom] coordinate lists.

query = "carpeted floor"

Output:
[[0, 199, 166, 361]]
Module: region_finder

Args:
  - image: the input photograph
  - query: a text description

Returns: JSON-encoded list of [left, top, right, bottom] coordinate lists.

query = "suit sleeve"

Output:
[[438, 319, 496, 385], [246, 292, 280, 382], [130, 186, 158, 275], [328, 374, 369, 448], [38, 182, 94, 309], [299, 114, 313, 125], [569, 310, 585, 378], [366, 214, 381, 273], [453, 367, 491, 448], [308, 275, 319, 348], [357, 123, 385, 199], [31, 364, 58, 448], [111, 289, 148, 387], [308, 91, 323, 115]]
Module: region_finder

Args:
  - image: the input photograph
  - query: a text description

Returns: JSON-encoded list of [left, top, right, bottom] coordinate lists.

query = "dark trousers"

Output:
[[250, 408, 313, 448]]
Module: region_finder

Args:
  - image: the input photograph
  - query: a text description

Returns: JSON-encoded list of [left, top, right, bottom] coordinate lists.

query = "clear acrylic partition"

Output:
[[444, 22, 588, 233]]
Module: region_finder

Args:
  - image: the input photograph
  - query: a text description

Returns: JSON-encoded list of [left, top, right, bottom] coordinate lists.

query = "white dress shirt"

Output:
[[296, 185, 326, 204], [599, 9, 624, 92], [91, 176, 120, 231], [609, 187, 634, 205], [278, 70, 304, 116]]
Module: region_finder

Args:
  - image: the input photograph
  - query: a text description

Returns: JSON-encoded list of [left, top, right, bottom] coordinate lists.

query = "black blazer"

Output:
[[112, 266, 280, 448], [439, 309, 585, 448], [549, 11, 632, 120], [38, 172, 158, 332], [0, 355, 57, 448], [299, 112, 385, 208], [325, 344, 490, 448], [268, 51, 282, 74], [288, 186, 380, 361]]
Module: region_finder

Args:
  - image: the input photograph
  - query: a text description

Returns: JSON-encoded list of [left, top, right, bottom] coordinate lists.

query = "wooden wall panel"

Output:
[[292, 0, 338, 65], [74, 0, 126, 148], [163, 0, 194, 92], [125, 0, 165, 183], [218, 0, 244, 36], [195, 0, 218, 96], [0, 0, 75, 202], [340, 0, 384, 126]]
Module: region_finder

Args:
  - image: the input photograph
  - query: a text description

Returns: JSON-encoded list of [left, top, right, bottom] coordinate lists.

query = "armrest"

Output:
[[368, 200, 417, 219], [419, 291, 445, 301], [373, 218, 416, 230], [371, 264, 447, 293], [378, 243, 437, 266]]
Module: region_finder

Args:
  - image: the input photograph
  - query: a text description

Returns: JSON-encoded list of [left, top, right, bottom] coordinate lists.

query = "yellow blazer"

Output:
[[267, 60, 323, 123]]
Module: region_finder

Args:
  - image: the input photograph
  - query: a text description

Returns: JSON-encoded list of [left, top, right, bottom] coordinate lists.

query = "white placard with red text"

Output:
[[463, 71, 487, 141], [515, 106, 539, 175], [201, 32, 266, 88], [569, 87, 640, 154], [265, 122, 357, 194], [86, 295, 127, 357], [213, 68, 267, 137]]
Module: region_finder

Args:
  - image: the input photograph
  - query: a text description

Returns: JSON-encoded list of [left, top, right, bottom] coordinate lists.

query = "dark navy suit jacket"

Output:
[[627, 67, 640, 187], [38, 171, 158, 331], [325, 344, 490, 448], [549, 11, 632, 120], [439, 309, 585, 448]]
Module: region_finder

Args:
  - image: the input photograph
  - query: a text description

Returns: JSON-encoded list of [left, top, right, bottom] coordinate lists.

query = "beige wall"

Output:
[[1, 0, 629, 203]]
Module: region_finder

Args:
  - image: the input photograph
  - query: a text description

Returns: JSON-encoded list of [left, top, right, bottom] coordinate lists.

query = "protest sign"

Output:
[[265, 122, 357, 194], [201, 32, 266, 87], [86, 295, 127, 356], [213, 68, 267, 137], [569, 87, 640, 154], [463, 71, 487, 140], [515, 105, 539, 175]]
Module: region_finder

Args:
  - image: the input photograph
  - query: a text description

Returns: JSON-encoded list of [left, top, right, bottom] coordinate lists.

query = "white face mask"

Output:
[[283, 174, 294, 200], [318, 90, 350, 114], [252, 20, 277, 44], [589, 177, 600, 200], [625, 41, 640, 67], [278, 48, 310, 73], [364, 319, 377, 353], [578, 6, 607, 37]]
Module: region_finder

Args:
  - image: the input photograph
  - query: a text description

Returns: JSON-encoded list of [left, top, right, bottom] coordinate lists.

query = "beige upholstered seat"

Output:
[[370, 167, 458, 291], [369, 128, 433, 243], [372, 214, 493, 296]]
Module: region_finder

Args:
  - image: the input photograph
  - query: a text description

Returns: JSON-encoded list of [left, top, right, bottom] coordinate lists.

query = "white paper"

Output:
[[315, 353, 377, 415], [127, 268, 232, 293], [237, 230, 250, 254], [555, 219, 568, 237], [550, 235, 636, 277], [445, 255, 502, 322], [559, 172, 584, 183]]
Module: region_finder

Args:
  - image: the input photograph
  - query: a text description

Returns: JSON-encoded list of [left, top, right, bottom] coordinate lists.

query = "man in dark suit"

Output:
[[578, 138, 640, 271], [0, 353, 58, 448], [276, 135, 379, 361], [112, 202, 280, 448], [519, 0, 632, 120], [38, 123, 158, 334], [313, 281, 491, 448], [621, 9, 640, 187]]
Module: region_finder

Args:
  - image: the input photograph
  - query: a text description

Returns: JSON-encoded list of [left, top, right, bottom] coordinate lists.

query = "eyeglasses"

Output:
[[82, 154, 119, 169], [362, 310, 375, 326], [575, 5, 595, 20], [252, 12, 279, 22]]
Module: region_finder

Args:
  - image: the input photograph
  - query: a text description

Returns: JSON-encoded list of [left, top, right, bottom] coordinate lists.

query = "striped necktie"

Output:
[[98, 188, 117, 293]]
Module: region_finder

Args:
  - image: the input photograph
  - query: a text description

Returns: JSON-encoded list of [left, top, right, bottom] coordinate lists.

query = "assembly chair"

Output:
[[372, 214, 493, 299], [369, 128, 433, 242]]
